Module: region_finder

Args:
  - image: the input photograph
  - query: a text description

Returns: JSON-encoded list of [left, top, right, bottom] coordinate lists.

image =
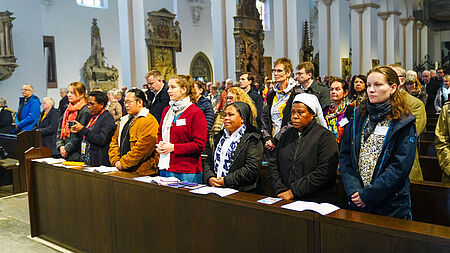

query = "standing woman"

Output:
[[203, 102, 263, 193], [34, 97, 60, 157], [0, 97, 13, 134], [324, 77, 353, 145], [340, 66, 416, 219], [57, 82, 91, 161], [106, 90, 122, 125], [156, 75, 207, 183], [348, 74, 367, 106], [193, 81, 215, 136]]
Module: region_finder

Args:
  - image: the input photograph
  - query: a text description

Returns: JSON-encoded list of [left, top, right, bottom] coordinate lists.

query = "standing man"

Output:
[[115, 90, 127, 116], [58, 88, 69, 115], [109, 89, 159, 176], [295, 62, 330, 109], [13, 84, 41, 133], [435, 101, 450, 183], [145, 70, 170, 123], [240, 72, 263, 127]]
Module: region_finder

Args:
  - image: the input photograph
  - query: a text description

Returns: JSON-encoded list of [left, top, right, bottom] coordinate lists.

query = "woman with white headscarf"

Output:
[[268, 93, 338, 203]]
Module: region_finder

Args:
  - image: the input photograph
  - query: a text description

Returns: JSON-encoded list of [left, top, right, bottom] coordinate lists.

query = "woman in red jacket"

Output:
[[156, 75, 207, 183]]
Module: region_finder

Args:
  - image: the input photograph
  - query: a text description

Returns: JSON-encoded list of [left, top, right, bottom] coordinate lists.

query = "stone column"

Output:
[[350, 4, 365, 74], [400, 17, 416, 70], [211, 0, 228, 81], [400, 18, 408, 68], [318, 0, 333, 76], [378, 10, 401, 65]]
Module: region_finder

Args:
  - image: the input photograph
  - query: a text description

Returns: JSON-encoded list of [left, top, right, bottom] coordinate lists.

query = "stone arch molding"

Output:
[[189, 51, 213, 82]]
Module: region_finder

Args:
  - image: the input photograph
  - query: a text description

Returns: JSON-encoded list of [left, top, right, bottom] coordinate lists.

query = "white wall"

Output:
[[40, 0, 122, 103], [175, 0, 213, 77], [0, 0, 45, 110]]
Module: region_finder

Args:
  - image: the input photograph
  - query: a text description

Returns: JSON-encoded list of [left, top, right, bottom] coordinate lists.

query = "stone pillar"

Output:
[[400, 17, 416, 70], [378, 11, 401, 65], [211, 0, 228, 81], [286, 0, 310, 66], [273, 0, 287, 59], [318, 0, 332, 76]]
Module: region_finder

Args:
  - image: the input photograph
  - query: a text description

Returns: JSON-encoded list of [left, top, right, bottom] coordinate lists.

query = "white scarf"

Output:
[[158, 96, 192, 170]]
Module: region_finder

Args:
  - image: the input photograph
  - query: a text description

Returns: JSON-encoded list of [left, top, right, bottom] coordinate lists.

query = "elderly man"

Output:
[[13, 84, 41, 133], [389, 64, 426, 181], [109, 89, 159, 176]]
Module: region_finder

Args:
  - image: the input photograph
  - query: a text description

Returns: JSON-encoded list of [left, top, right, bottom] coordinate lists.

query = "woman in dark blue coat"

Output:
[[339, 66, 416, 219], [71, 91, 116, 167], [193, 81, 215, 136], [34, 97, 60, 157]]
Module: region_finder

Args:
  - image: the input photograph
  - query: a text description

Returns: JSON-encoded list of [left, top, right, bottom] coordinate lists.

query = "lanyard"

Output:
[[86, 109, 106, 129], [173, 111, 184, 123]]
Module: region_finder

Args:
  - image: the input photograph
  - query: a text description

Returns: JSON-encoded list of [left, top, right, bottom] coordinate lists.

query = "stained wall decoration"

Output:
[[0, 11, 18, 81], [146, 8, 182, 81]]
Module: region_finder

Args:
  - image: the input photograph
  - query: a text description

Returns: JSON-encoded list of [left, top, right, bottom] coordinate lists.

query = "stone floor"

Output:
[[0, 193, 60, 252]]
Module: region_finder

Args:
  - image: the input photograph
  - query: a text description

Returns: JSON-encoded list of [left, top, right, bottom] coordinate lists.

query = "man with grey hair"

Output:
[[0, 97, 13, 133], [13, 84, 41, 133], [59, 87, 69, 115]]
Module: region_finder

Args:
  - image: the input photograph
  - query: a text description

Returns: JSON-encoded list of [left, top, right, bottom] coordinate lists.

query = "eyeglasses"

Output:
[[272, 69, 285, 74], [124, 99, 138, 105]]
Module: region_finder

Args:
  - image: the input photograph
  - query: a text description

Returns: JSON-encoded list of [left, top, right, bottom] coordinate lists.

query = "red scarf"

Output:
[[60, 99, 87, 140]]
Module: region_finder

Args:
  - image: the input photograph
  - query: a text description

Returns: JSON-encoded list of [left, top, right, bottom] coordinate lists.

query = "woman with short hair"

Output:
[[269, 93, 339, 203], [349, 74, 367, 106], [193, 81, 215, 136], [203, 102, 263, 192], [0, 97, 13, 134], [156, 75, 207, 183], [35, 97, 60, 156], [57, 82, 91, 161], [340, 65, 416, 219]]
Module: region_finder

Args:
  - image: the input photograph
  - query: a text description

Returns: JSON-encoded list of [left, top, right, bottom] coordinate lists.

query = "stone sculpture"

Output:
[[0, 11, 18, 81]]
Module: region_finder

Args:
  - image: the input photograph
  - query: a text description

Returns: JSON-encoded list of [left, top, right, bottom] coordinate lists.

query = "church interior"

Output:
[[0, 0, 449, 252]]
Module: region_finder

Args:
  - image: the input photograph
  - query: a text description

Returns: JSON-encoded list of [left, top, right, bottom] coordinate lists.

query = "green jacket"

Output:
[[404, 91, 426, 181], [435, 102, 450, 183]]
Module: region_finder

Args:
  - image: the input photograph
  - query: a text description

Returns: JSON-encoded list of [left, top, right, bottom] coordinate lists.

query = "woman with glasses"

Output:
[[404, 74, 427, 106], [56, 82, 91, 161], [157, 75, 207, 183], [261, 57, 296, 152]]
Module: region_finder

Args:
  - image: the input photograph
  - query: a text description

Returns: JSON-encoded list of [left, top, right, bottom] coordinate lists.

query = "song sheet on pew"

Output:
[[189, 186, 238, 197], [281, 201, 340, 215]]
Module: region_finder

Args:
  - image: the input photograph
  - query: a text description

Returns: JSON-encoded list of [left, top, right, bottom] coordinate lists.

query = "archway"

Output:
[[189, 52, 213, 82]]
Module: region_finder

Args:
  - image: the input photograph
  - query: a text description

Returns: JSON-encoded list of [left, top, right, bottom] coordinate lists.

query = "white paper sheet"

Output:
[[281, 201, 340, 215], [32, 158, 66, 164], [84, 166, 118, 173], [133, 176, 180, 186], [189, 186, 238, 197]]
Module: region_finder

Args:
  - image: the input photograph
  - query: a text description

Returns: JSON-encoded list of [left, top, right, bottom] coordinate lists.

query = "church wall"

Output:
[[0, 0, 46, 110], [263, 0, 275, 77], [175, 0, 213, 79], [40, 0, 122, 104]]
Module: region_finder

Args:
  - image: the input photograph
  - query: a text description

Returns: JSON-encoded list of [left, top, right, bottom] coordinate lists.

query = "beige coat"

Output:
[[404, 90, 426, 181], [435, 102, 450, 183], [108, 101, 122, 125]]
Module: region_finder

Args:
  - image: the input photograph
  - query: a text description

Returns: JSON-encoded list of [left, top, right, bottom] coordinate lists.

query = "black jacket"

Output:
[[58, 95, 69, 116], [247, 86, 263, 128], [79, 110, 116, 166], [34, 107, 60, 156], [269, 121, 338, 203], [302, 80, 331, 110], [56, 105, 91, 161], [195, 96, 215, 136], [203, 125, 263, 193], [0, 108, 13, 134], [147, 84, 170, 123]]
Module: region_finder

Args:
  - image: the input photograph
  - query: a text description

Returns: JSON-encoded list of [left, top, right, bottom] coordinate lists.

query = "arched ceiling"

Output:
[[414, 0, 450, 31]]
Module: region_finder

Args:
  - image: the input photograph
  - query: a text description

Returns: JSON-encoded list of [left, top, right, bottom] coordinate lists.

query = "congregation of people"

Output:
[[2, 61, 450, 221]]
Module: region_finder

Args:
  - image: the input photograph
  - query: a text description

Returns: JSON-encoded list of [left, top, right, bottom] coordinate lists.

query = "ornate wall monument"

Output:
[[146, 8, 182, 81], [233, 0, 265, 85], [83, 18, 118, 91], [0, 11, 18, 81]]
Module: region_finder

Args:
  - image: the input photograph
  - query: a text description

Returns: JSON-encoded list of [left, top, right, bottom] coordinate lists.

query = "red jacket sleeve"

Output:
[[173, 108, 207, 155]]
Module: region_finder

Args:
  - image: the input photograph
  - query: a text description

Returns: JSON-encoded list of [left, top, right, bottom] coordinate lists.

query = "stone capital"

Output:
[[416, 21, 423, 29], [322, 0, 333, 6], [378, 11, 401, 20], [349, 3, 380, 14], [399, 18, 409, 26]]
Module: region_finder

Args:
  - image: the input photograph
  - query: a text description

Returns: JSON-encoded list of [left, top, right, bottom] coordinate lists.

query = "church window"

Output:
[[256, 0, 270, 31], [76, 0, 108, 9]]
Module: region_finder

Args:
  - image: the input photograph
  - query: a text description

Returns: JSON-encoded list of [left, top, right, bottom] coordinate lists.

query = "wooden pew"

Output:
[[0, 130, 42, 193]]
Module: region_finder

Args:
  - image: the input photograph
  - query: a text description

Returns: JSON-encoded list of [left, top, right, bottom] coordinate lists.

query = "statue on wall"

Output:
[[83, 18, 118, 91], [234, 0, 265, 85], [146, 9, 182, 81], [0, 11, 18, 81]]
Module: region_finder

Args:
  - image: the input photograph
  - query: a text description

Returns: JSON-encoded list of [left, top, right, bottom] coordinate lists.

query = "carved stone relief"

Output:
[[146, 9, 182, 81], [83, 18, 118, 91], [234, 0, 265, 85], [0, 11, 18, 81]]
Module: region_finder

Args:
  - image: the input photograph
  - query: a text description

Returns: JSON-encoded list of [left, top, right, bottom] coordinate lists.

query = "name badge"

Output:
[[81, 140, 87, 155], [374, 125, 389, 136], [176, 119, 186, 126], [338, 117, 349, 127]]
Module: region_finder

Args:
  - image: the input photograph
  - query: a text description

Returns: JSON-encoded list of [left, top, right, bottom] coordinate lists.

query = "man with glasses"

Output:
[[13, 84, 41, 133], [109, 89, 159, 176], [294, 62, 330, 109], [145, 70, 169, 123]]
